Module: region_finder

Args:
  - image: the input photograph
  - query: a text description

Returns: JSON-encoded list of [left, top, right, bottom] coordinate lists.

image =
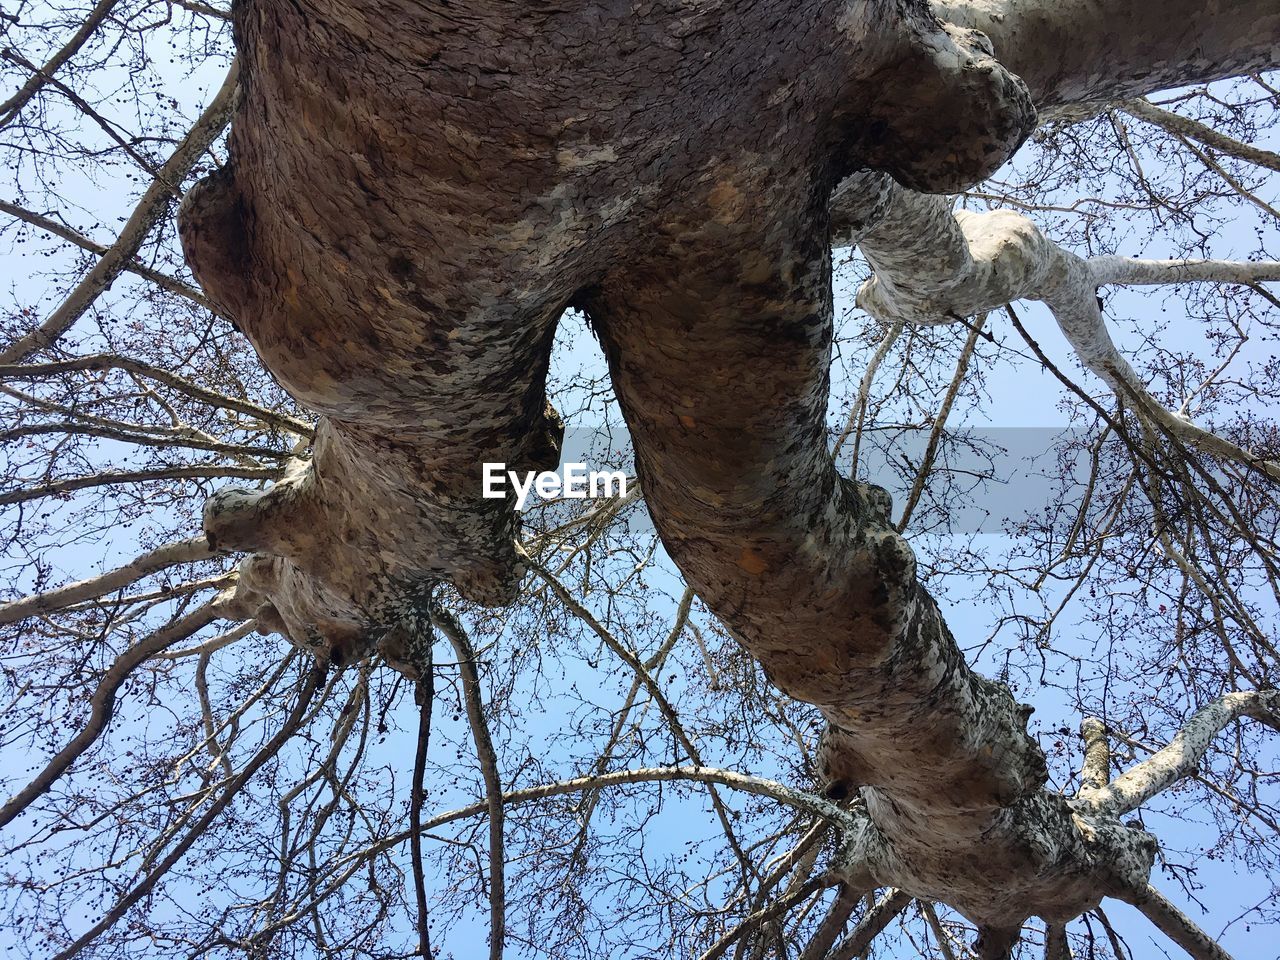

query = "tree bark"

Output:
[[176, 0, 1280, 932], [181, 0, 1031, 651], [932, 0, 1280, 116]]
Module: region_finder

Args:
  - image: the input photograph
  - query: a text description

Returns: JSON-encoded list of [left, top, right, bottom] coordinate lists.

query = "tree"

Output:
[[1, 0, 1279, 957]]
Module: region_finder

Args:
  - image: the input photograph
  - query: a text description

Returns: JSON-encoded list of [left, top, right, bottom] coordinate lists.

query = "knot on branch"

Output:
[[859, 22, 1036, 193], [201, 420, 536, 669], [178, 161, 251, 319], [203, 456, 311, 555], [855, 481, 894, 525]]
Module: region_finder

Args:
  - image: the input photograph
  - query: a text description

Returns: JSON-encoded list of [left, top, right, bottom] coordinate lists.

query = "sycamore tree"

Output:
[[3, 0, 1280, 957]]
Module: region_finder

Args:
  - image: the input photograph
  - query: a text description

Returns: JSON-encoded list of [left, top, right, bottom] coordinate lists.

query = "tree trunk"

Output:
[[178, 0, 1280, 933]]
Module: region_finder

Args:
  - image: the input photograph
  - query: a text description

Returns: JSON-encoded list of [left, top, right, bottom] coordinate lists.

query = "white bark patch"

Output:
[[856, 184, 1280, 480]]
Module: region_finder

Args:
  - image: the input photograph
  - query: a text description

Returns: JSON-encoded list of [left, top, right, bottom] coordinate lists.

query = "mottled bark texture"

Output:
[[934, 0, 1280, 118], [181, 0, 1032, 655], [178, 0, 1277, 936]]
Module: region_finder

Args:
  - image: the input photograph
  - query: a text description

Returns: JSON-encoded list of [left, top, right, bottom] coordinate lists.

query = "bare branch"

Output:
[[1080, 691, 1280, 816], [431, 606, 505, 960], [158, 618, 255, 659], [1089, 257, 1280, 287], [1117, 98, 1280, 172], [697, 874, 837, 960], [897, 314, 986, 531], [0, 59, 238, 363], [924, 902, 963, 960], [797, 883, 862, 960], [520, 545, 761, 888], [173, 0, 231, 18], [827, 888, 912, 960], [1119, 885, 1236, 960], [0, 464, 282, 507], [0, 353, 315, 437], [49, 663, 326, 960], [832, 318, 901, 465], [383, 767, 861, 864], [0, 535, 214, 624], [0, 199, 215, 310], [857, 186, 1280, 480], [1175, 133, 1280, 221], [410, 668, 434, 960], [4, 48, 166, 182], [0, 592, 233, 829], [0, 422, 289, 460], [0, 0, 120, 127]]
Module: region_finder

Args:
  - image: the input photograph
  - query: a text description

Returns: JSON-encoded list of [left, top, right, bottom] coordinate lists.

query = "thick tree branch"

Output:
[[930, 0, 1280, 115], [1077, 718, 1111, 794], [827, 888, 912, 960], [1088, 256, 1280, 287], [148, 0, 1280, 934], [797, 883, 862, 960], [1118, 99, 1280, 175], [590, 180, 1162, 926], [1119, 885, 1237, 960], [1079, 691, 1280, 817], [1043, 922, 1070, 960], [855, 186, 1280, 480]]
